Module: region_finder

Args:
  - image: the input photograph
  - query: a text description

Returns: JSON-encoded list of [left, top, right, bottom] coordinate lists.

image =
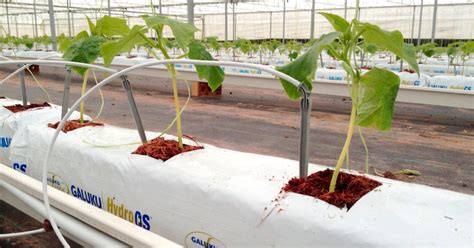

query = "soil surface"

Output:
[[4, 102, 51, 113], [133, 136, 203, 161], [284, 169, 381, 209], [48, 119, 104, 133]]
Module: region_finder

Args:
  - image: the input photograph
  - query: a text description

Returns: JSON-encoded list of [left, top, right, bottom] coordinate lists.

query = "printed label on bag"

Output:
[[185, 231, 226, 248]]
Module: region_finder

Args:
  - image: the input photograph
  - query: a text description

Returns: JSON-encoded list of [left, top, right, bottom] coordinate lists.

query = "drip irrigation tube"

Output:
[[0, 59, 118, 247], [0, 59, 309, 247]]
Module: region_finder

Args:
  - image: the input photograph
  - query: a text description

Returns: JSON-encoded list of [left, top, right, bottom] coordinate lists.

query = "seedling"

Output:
[[277, 1, 419, 193], [103, 13, 225, 148], [59, 15, 134, 124], [416, 43, 437, 64]]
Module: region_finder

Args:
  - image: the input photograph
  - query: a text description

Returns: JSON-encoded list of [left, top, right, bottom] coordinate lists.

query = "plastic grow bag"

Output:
[[316, 68, 347, 81], [398, 72, 431, 87], [430, 76, 474, 91], [0, 99, 82, 166], [8, 122, 472, 247]]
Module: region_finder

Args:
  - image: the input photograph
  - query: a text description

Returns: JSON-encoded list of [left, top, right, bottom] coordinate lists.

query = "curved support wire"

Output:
[[0, 59, 118, 248], [1, 59, 313, 247]]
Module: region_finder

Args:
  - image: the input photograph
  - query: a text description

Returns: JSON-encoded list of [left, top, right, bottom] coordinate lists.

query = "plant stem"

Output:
[[168, 65, 183, 148], [79, 69, 90, 124], [329, 102, 357, 192], [156, 40, 184, 148], [358, 127, 369, 173]]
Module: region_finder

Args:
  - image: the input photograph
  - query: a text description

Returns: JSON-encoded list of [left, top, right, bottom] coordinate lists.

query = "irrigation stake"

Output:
[[120, 75, 147, 144], [61, 66, 72, 119], [299, 87, 311, 178], [18, 64, 27, 106]]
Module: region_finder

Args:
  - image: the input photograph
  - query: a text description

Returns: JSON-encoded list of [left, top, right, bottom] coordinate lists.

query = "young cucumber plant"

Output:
[[276, 3, 419, 193], [100, 14, 224, 148], [60, 15, 134, 123]]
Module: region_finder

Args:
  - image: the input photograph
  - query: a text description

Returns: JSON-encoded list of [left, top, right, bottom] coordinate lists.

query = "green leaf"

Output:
[[100, 25, 148, 67], [62, 36, 103, 76], [188, 41, 225, 91], [143, 14, 198, 50], [276, 32, 340, 99], [86, 16, 96, 35], [59, 30, 89, 52], [356, 68, 400, 131], [319, 12, 350, 33], [359, 22, 419, 75], [95, 16, 130, 37]]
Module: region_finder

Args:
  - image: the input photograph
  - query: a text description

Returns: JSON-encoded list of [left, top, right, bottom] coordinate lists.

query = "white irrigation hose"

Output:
[[0, 59, 117, 248], [0, 228, 46, 239], [0, 54, 61, 85], [0, 59, 303, 248], [91, 70, 105, 120], [42, 60, 304, 247], [0, 54, 60, 103]]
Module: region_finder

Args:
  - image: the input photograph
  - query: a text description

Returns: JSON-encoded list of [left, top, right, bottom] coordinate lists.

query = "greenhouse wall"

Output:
[[0, 3, 473, 40]]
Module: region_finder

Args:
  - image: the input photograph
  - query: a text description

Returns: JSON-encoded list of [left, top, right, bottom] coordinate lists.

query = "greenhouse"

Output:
[[0, 0, 472, 247]]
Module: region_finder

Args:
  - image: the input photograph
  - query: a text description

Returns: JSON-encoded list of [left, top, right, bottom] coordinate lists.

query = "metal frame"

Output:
[[0, 166, 180, 247], [0, 58, 311, 246], [1, 1, 471, 42], [0, 59, 148, 147]]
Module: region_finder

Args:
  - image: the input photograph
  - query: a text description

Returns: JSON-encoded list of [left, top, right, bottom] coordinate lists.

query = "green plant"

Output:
[[59, 15, 134, 123], [459, 41, 474, 75], [233, 38, 253, 57], [204, 36, 222, 55], [276, 1, 419, 193], [358, 43, 378, 67], [416, 43, 437, 63], [22, 36, 35, 50], [37, 35, 52, 50], [283, 40, 303, 61], [261, 39, 281, 61], [103, 13, 224, 148]]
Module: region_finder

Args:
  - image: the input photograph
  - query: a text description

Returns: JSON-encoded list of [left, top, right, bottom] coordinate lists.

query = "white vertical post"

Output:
[[187, 0, 194, 25], [48, 0, 57, 50], [417, 0, 424, 46], [67, 0, 72, 37], [159, 0, 163, 14], [431, 0, 438, 43], [32, 14, 36, 38], [15, 16, 19, 37], [269, 12, 272, 39], [310, 0, 315, 39], [232, 2, 236, 40], [108, 0, 111, 16], [410, 5, 416, 43], [5, 2, 11, 35], [344, 0, 348, 20], [202, 16, 205, 39], [34, 0, 38, 38], [71, 11, 75, 36], [225, 0, 228, 41], [282, 0, 286, 43]]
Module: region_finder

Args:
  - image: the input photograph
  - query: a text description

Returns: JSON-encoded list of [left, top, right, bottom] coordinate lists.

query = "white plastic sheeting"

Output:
[[1, 101, 471, 247], [0, 98, 83, 166], [430, 75, 474, 90]]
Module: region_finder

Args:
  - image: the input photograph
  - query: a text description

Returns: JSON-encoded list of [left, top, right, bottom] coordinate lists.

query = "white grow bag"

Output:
[[2, 59, 472, 247], [429, 75, 474, 91], [0, 99, 83, 166], [7, 123, 473, 247], [398, 72, 431, 87]]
